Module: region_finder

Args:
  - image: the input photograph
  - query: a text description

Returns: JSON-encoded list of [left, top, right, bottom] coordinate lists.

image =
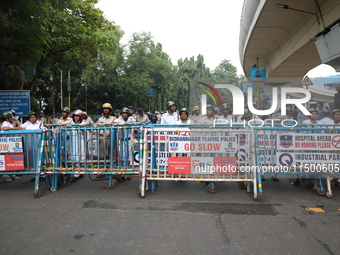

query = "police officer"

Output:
[[135, 108, 149, 124], [37, 111, 47, 125], [21, 112, 44, 130], [176, 108, 190, 124], [190, 106, 202, 124], [1, 111, 23, 131], [115, 107, 136, 124], [161, 101, 178, 124], [127, 105, 137, 120], [97, 103, 116, 157], [240, 110, 253, 122], [197, 105, 215, 124], [332, 109, 340, 124], [8, 109, 21, 127], [319, 110, 333, 124], [82, 111, 94, 125], [57, 107, 73, 125], [113, 109, 120, 118]]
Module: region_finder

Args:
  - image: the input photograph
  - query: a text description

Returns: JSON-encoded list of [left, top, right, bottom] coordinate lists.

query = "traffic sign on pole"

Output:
[[301, 76, 313, 86]]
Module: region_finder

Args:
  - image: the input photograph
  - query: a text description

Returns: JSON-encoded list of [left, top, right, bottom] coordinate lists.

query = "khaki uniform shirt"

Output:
[[12, 118, 22, 127], [190, 114, 203, 124], [97, 115, 116, 136], [57, 117, 73, 125], [136, 114, 149, 123]]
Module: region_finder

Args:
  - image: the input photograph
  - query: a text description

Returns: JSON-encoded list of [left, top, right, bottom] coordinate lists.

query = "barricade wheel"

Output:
[[106, 183, 114, 189], [326, 192, 332, 198], [257, 194, 264, 199], [34, 192, 40, 198], [317, 187, 326, 196], [206, 184, 217, 193]]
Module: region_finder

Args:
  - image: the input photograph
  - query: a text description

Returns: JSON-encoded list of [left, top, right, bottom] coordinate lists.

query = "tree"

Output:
[[18, 0, 123, 114], [119, 32, 174, 110], [0, 0, 81, 87], [212, 60, 237, 81]]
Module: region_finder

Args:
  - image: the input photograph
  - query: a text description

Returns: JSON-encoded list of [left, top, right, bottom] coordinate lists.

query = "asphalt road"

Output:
[[1, 174, 340, 255]]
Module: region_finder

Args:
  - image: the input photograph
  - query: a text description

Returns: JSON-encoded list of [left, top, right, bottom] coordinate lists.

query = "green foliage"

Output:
[[1, 2, 243, 115]]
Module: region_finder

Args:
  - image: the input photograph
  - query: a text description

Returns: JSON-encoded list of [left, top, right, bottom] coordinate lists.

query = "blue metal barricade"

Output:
[[0, 129, 45, 197], [41, 124, 143, 193]]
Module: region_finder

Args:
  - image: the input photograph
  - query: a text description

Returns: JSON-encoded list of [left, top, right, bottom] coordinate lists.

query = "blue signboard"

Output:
[[250, 67, 266, 83], [0, 90, 30, 116], [146, 89, 154, 98], [260, 92, 268, 99], [242, 83, 254, 93]]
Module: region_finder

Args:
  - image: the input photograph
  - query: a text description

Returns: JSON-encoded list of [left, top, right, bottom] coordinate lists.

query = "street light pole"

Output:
[[55, 64, 63, 109]]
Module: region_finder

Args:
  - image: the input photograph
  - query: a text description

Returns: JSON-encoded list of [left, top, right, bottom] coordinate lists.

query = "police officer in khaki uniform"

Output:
[[8, 109, 21, 127], [97, 103, 116, 157], [57, 107, 73, 125], [135, 108, 149, 124], [190, 106, 202, 124], [37, 111, 47, 125]]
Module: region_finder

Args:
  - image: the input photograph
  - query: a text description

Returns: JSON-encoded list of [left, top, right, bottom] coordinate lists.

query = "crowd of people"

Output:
[[1, 100, 340, 131], [1, 100, 340, 183]]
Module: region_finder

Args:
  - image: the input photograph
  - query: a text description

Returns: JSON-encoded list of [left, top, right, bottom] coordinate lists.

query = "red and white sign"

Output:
[[168, 135, 238, 153], [276, 133, 340, 151], [0, 154, 25, 171], [168, 157, 191, 174], [301, 76, 313, 86]]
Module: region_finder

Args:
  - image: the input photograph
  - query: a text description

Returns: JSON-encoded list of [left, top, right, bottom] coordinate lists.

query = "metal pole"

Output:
[[68, 70, 71, 109]]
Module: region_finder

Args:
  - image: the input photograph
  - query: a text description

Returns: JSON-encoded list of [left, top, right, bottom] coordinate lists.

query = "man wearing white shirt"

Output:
[[115, 107, 136, 124], [21, 112, 44, 130], [319, 110, 333, 124], [198, 106, 215, 124], [161, 101, 178, 124]]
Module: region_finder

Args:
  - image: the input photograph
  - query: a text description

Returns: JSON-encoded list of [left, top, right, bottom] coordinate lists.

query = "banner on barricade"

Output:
[[258, 149, 276, 164], [276, 152, 340, 168], [0, 137, 23, 153], [258, 130, 278, 148], [168, 157, 191, 174], [0, 154, 25, 171], [168, 135, 238, 153], [168, 157, 237, 174], [276, 134, 340, 151]]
